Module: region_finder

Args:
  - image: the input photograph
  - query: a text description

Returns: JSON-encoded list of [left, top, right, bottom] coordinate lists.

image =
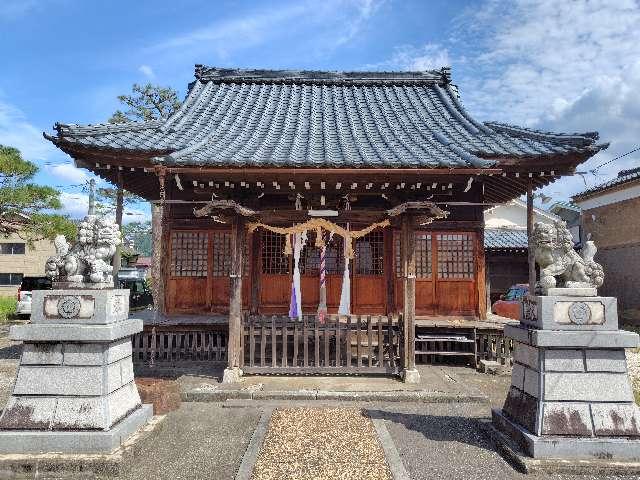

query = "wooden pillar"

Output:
[[112, 170, 124, 276], [250, 232, 261, 315], [384, 229, 395, 315], [151, 169, 166, 317], [526, 182, 536, 293], [400, 213, 419, 382], [225, 215, 245, 381], [477, 228, 487, 320]]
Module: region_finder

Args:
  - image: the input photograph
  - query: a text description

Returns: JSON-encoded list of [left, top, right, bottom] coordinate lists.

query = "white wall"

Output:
[[484, 200, 558, 229]]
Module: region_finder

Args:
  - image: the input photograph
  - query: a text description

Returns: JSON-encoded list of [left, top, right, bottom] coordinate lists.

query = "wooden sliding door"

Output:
[[394, 231, 478, 317], [166, 228, 250, 314], [352, 230, 386, 314], [394, 232, 435, 315], [259, 231, 291, 314]]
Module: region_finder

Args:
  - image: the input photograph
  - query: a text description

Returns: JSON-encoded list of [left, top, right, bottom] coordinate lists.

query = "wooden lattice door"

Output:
[[352, 230, 386, 314]]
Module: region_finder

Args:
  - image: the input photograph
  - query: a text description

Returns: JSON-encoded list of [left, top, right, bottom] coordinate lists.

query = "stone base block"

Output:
[[0, 382, 142, 430], [222, 367, 243, 384], [0, 404, 153, 454], [478, 359, 510, 375], [484, 421, 640, 475], [402, 368, 420, 384], [520, 295, 618, 331], [31, 289, 129, 325], [492, 409, 640, 460]]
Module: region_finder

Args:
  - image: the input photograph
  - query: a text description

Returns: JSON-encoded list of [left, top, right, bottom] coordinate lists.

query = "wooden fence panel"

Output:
[[241, 314, 401, 374]]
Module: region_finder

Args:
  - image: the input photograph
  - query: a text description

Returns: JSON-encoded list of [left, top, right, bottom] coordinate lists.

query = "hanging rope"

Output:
[[247, 217, 390, 258]]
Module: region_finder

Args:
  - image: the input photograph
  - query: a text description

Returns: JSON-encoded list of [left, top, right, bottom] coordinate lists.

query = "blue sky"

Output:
[[1, 0, 639, 221]]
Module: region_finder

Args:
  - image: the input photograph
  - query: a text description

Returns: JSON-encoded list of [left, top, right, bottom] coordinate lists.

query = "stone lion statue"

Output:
[[46, 213, 121, 286], [533, 220, 604, 293]]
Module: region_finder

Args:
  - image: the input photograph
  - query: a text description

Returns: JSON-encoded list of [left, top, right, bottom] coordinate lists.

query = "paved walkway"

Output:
[[251, 408, 391, 480]]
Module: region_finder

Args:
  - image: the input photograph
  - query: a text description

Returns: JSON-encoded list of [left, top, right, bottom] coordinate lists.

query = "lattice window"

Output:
[[170, 231, 208, 277], [211, 232, 231, 277], [416, 234, 432, 278], [261, 231, 290, 274], [437, 233, 474, 279], [395, 234, 432, 278], [300, 234, 345, 275], [355, 230, 384, 276], [325, 236, 345, 275]]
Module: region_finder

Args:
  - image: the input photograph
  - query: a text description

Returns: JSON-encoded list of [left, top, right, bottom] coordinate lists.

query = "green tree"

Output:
[[0, 145, 76, 242], [122, 221, 152, 256], [108, 83, 181, 271], [109, 83, 182, 124]]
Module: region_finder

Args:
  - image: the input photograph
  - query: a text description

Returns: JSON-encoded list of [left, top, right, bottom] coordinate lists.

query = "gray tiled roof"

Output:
[[48, 66, 606, 169], [574, 166, 640, 198], [485, 228, 529, 250]]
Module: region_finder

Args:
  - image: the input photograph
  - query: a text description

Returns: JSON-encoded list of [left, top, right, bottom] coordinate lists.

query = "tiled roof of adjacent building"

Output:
[[574, 165, 640, 199], [47, 66, 606, 169], [484, 228, 529, 251]]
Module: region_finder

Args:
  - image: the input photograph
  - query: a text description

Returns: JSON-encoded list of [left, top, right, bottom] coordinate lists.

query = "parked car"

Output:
[[491, 283, 529, 320], [16, 276, 53, 318], [117, 268, 153, 311], [15, 270, 152, 319]]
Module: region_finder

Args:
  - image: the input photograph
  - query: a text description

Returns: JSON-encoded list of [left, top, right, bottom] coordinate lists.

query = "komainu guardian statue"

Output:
[[45, 212, 121, 287], [532, 220, 604, 293]]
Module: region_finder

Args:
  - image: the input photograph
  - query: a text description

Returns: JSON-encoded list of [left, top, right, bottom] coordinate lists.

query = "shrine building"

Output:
[[46, 66, 605, 378]]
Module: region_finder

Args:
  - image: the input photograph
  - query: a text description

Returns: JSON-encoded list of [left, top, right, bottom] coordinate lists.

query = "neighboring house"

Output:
[[0, 234, 55, 296], [549, 201, 582, 246], [484, 200, 560, 305], [573, 166, 640, 316], [134, 256, 151, 278]]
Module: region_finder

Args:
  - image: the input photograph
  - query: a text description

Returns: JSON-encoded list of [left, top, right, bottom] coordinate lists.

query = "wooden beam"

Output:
[[527, 182, 536, 292]]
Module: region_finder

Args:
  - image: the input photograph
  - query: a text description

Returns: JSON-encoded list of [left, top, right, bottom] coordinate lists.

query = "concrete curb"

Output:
[[0, 414, 166, 478], [235, 408, 273, 480], [371, 416, 410, 480], [182, 388, 488, 404], [480, 420, 640, 475]]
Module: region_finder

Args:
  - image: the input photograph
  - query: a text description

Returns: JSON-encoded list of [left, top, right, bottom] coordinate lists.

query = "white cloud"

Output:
[[59, 192, 151, 224], [45, 163, 91, 184], [0, 99, 56, 162], [371, 0, 639, 201], [59, 191, 90, 218], [138, 65, 155, 79], [148, 0, 384, 60], [451, 0, 640, 200], [369, 43, 450, 71]]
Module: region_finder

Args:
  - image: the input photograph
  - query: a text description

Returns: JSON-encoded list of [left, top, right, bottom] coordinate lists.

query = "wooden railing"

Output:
[[241, 314, 401, 374], [476, 329, 513, 365], [132, 327, 228, 365]]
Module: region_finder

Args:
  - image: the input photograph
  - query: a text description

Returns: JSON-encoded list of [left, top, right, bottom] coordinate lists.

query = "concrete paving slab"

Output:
[[121, 403, 261, 480]]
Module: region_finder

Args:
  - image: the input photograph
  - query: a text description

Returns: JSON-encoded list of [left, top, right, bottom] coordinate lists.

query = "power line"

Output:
[[591, 145, 640, 172]]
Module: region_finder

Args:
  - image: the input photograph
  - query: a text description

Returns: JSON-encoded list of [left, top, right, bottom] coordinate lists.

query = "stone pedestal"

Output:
[[493, 292, 640, 460], [0, 289, 151, 454]]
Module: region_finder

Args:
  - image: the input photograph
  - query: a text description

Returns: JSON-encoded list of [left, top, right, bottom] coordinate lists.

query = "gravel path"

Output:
[[627, 348, 640, 401], [251, 407, 391, 480]]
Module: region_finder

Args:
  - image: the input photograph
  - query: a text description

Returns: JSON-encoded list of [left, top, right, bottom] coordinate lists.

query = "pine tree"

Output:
[[0, 145, 76, 241]]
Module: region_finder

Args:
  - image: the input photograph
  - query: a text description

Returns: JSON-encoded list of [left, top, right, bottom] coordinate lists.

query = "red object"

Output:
[[491, 284, 529, 320], [16, 286, 21, 302]]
